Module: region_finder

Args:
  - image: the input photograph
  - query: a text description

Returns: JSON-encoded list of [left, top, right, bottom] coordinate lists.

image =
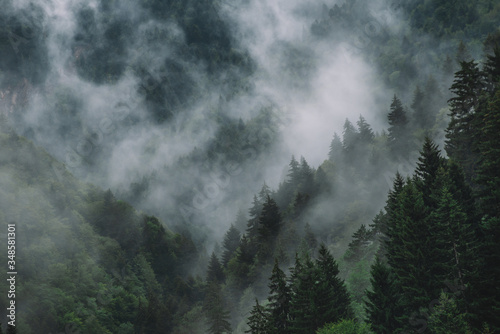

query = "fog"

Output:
[[3, 0, 469, 277]]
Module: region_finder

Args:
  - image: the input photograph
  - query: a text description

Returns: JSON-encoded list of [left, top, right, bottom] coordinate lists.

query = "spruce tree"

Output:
[[222, 224, 241, 267], [387, 95, 409, 156], [411, 85, 427, 129], [357, 115, 374, 144], [484, 46, 500, 90], [345, 224, 370, 262], [246, 299, 272, 334], [328, 132, 343, 162], [342, 119, 358, 159], [203, 281, 232, 334], [267, 259, 291, 334], [386, 180, 435, 325], [289, 255, 318, 334], [476, 89, 500, 218], [445, 60, 484, 183], [316, 244, 353, 323], [414, 137, 445, 208], [258, 196, 282, 244], [365, 257, 402, 333], [207, 252, 225, 283]]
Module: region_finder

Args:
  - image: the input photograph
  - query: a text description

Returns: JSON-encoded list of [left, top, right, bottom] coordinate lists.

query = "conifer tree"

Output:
[[365, 257, 402, 333], [411, 85, 427, 129], [267, 259, 291, 334], [203, 281, 232, 334], [258, 196, 282, 244], [345, 224, 370, 262], [328, 132, 343, 162], [357, 115, 374, 144], [387, 95, 409, 156], [428, 292, 471, 334], [222, 224, 241, 267], [386, 180, 434, 323], [246, 299, 272, 334], [476, 89, 500, 218], [414, 137, 445, 208], [316, 244, 353, 323], [288, 255, 318, 334], [342, 119, 358, 158], [484, 46, 500, 90], [298, 156, 314, 195], [207, 252, 225, 283], [445, 60, 484, 183]]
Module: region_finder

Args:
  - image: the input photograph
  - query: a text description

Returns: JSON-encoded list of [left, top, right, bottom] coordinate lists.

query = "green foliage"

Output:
[[316, 319, 372, 334], [428, 292, 472, 334], [203, 282, 232, 334]]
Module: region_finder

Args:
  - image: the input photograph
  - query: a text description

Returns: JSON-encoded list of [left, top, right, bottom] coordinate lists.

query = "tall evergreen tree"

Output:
[[386, 180, 435, 326], [445, 60, 484, 183], [342, 119, 358, 158], [207, 252, 225, 283], [484, 46, 500, 90], [411, 85, 428, 129], [357, 115, 374, 144], [414, 137, 445, 208], [387, 95, 409, 156], [203, 281, 232, 334], [267, 259, 291, 334], [246, 299, 272, 334], [258, 196, 282, 244], [222, 224, 241, 267], [365, 257, 402, 333], [345, 224, 370, 262], [476, 89, 500, 218], [328, 132, 343, 162], [316, 244, 353, 323]]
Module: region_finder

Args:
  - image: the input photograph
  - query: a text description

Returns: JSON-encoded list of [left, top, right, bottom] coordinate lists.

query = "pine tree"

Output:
[[414, 137, 445, 208], [316, 244, 353, 323], [386, 180, 435, 324], [328, 132, 343, 162], [411, 85, 427, 128], [484, 46, 500, 90], [476, 89, 500, 218], [289, 255, 318, 334], [377, 173, 405, 259], [267, 259, 291, 334], [246, 299, 272, 334], [298, 157, 314, 195], [357, 115, 374, 144], [428, 292, 471, 334], [445, 60, 484, 183], [222, 224, 241, 267], [345, 224, 370, 262], [207, 252, 225, 283], [387, 95, 409, 156], [342, 119, 358, 158], [365, 257, 402, 333], [204, 281, 232, 334], [247, 195, 263, 257], [258, 196, 282, 244]]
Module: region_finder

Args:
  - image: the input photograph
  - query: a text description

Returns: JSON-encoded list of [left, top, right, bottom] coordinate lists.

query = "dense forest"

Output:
[[0, 0, 499, 333]]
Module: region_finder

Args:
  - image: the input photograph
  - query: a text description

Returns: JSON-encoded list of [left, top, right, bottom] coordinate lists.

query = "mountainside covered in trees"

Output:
[[0, 0, 499, 333]]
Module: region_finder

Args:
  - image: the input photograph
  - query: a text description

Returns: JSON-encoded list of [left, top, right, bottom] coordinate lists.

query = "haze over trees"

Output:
[[0, 0, 499, 333]]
